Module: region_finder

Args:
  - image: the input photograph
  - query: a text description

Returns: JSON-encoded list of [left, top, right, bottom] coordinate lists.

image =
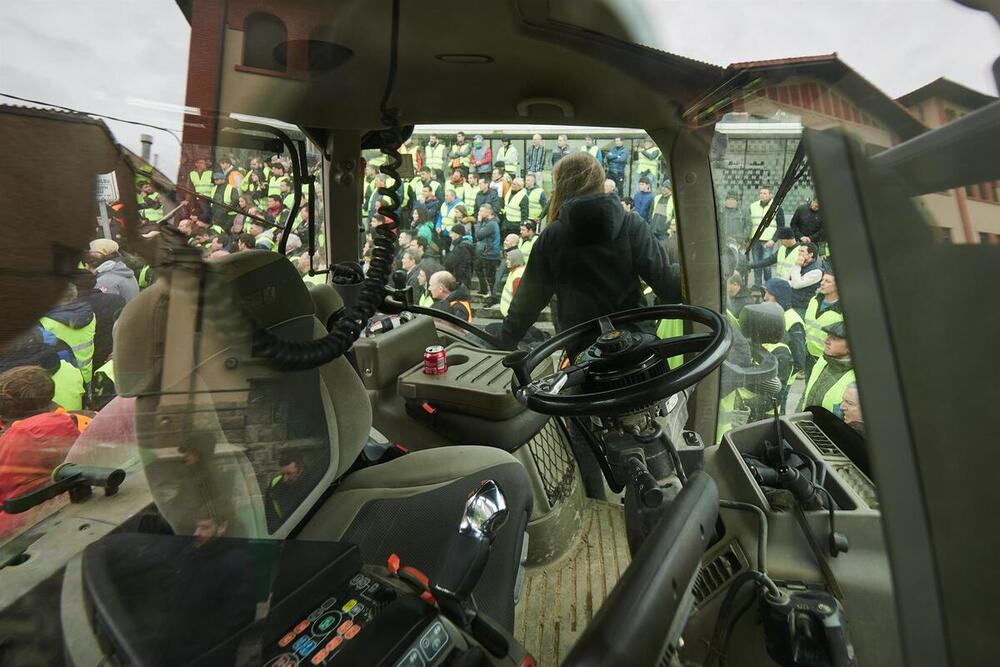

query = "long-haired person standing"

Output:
[[499, 151, 680, 348]]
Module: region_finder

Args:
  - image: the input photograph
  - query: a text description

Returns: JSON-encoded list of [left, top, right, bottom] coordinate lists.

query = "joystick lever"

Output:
[[434, 480, 508, 609]]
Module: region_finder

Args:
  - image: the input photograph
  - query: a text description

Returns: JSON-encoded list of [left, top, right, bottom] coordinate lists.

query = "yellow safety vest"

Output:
[[784, 308, 804, 334], [450, 142, 471, 168], [580, 145, 600, 158], [652, 193, 675, 221], [801, 357, 855, 412], [725, 308, 741, 333], [189, 170, 214, 198], [425, 143, 446, 172], [762, 341, 795, 386], [283, 192, 296, 210], [518, 236, 535, 263], [504, 188, 527, 224], [803, 298, 844, 359], [40, 315, 97, 384], [774, 244, 797, 278], [500, 265, 525, 317], [497, 146, 519, 174], [749, 200, 778, 242], [52, 360, 85, 411], [636, 149, 660, 181], [137, 191, 163, 222], [268, 174, 288, 197], [461, 183, 477, 209], [655, 318, 685, 370], [418, 292, 434, 308], [526, 187, 545, 220], [717, 387, 756, 443], [214, 185, 237, 218]]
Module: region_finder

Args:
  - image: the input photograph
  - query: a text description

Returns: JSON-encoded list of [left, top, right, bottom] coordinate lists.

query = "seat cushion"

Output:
[[296, 446, 533, 630]]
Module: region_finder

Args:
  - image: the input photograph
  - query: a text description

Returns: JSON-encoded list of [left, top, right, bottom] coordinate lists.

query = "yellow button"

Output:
[[341, 599, 357, 613]]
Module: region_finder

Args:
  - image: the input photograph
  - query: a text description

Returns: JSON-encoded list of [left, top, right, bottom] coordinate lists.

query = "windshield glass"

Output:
[[0, 1, 996, 664]]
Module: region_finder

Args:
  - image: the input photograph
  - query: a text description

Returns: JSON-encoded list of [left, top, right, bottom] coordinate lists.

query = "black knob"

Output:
[[502, 350, 532, 387]]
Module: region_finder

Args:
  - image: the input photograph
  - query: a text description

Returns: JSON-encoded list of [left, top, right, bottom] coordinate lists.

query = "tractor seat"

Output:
[[114, 250, 533, 630]]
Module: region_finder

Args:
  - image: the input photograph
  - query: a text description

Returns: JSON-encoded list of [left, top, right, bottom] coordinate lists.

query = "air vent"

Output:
[[693, 541, 749, 604], [797, 420, 843, 458]]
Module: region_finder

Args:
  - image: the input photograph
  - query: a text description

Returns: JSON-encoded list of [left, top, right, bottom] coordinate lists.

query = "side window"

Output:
[[712, 115, 859, 443]]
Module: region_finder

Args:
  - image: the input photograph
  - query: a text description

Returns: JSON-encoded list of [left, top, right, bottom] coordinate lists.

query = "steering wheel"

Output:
[[503, 305, 732, 417]]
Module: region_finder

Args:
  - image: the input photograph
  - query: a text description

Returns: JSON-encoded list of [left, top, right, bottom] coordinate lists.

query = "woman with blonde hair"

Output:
[[498, 151, 680, 349]]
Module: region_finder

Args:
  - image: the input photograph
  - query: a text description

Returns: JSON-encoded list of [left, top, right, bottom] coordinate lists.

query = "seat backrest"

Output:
[[115, 250, 371, 538]]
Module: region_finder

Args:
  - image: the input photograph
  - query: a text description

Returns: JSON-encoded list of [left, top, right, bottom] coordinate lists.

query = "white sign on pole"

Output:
[[96, 172, 120, 204]]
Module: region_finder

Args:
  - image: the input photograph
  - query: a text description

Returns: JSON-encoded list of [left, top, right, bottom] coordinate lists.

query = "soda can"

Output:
[[423, 345, 448, 375]]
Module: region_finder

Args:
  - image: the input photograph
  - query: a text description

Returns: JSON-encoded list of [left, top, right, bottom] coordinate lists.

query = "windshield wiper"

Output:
[[745, 140, 808, 254]]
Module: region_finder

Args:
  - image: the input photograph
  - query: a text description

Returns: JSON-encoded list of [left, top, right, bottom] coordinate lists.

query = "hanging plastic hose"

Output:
[[251, 0, 402, 370]]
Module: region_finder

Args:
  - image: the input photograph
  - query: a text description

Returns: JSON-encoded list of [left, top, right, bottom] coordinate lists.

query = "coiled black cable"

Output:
[[249, 0, 403, 371]]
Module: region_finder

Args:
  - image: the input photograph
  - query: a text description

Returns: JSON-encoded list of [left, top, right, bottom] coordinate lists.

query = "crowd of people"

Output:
[[0, 132, 864, 539]]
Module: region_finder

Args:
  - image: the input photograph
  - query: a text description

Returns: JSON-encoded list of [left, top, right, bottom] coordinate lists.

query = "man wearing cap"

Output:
[[209, 171, 239, 230], [444, 223, 475, 290], [632, 176, 655, 222], [469, 135, 492, 177], [799, 321, 855, 414], [748, 226, 799, 279], [579, 135, 603, 164], [87, 239, 139, 303], [763, 278, 807, 379], [249, 218, 278, 251], [604, 136, 628, 197], [650, 180, 675, 243]]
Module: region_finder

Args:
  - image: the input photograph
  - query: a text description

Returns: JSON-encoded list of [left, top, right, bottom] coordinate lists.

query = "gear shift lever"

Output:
[[434, 480, 508, 609]]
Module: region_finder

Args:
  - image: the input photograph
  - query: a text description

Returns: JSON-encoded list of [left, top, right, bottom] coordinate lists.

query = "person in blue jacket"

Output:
[[632, 176, 655, 222], [604, 136, 628, 196], [473, 203, 502, 296]]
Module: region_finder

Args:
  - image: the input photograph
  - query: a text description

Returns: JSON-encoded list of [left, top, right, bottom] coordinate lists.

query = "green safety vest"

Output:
[[137, 191, 163, 222], [580, 145, 600, 158], [774, 244, 797, 278], [450, 142, 471, 168], [504, 188, 527, 224], [425, 143, 446, 172], [500, 265, 525, 317], [526, 187, 545, 220], [214, 185, 237, 218], [189, 170, 214, 197], [138, 265, 152, 289], [762, 342, 795, 386], [804, 298, 844, 359], [268, 174, 288, 197], [717, 387, 756, 443], [655, 318, 685, 370], [409, 178, 441, 203], [283, 192, 296, 210], [497, 146, 519, 173], [418, 292, 434, 308], [801, 357, 855, 412], [636, 149, 660, 181], [784, 307, 804, 335], [652, 193, 675, 221], [40, 315, 97, 384], [52, 360, 85, 411], [749, 200, 778, 242], [518, 236, 535, 263]]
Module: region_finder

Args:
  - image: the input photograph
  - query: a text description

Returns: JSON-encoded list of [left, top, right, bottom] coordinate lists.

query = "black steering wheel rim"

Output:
[[506, 305, 732, 417]]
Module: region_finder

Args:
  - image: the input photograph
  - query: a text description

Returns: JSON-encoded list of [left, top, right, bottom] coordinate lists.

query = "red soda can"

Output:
[[423, 345, 448, 375]]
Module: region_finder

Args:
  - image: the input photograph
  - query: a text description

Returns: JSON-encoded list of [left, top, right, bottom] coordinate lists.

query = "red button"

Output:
[[345, 624, 361, 640], [326, 636, 343, 651], [337, 621, 353, 635], [387, 553, 401, 574], [295, 620, 310, 634], [278, 632, 296, 647], [311, 649, 329, 665]]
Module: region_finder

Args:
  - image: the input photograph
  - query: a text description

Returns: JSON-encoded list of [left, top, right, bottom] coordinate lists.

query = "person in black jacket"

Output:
[[790, 197, 823, 247], [444, 223, 475, 289], [499, 152, 680, 349], [69, 268, 125, 368]]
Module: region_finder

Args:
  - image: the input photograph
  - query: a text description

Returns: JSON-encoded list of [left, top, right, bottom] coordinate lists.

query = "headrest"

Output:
[[739, 302, 785, 346]]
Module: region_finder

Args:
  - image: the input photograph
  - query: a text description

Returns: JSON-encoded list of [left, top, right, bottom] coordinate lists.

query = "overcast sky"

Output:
[[1, 0, 996, 179]]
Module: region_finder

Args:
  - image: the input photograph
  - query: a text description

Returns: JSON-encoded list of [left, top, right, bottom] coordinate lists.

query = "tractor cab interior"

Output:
[[2, 1, 1000, 666]]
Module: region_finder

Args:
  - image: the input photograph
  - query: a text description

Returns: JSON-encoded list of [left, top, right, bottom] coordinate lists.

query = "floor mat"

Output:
[[513, 499, 631, 666]]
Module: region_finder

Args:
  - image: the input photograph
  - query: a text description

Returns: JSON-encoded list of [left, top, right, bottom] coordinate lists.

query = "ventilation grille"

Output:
[[693, 541, 749, 604], [796, 420, 843, 458], [527, 419, 577, 506]]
